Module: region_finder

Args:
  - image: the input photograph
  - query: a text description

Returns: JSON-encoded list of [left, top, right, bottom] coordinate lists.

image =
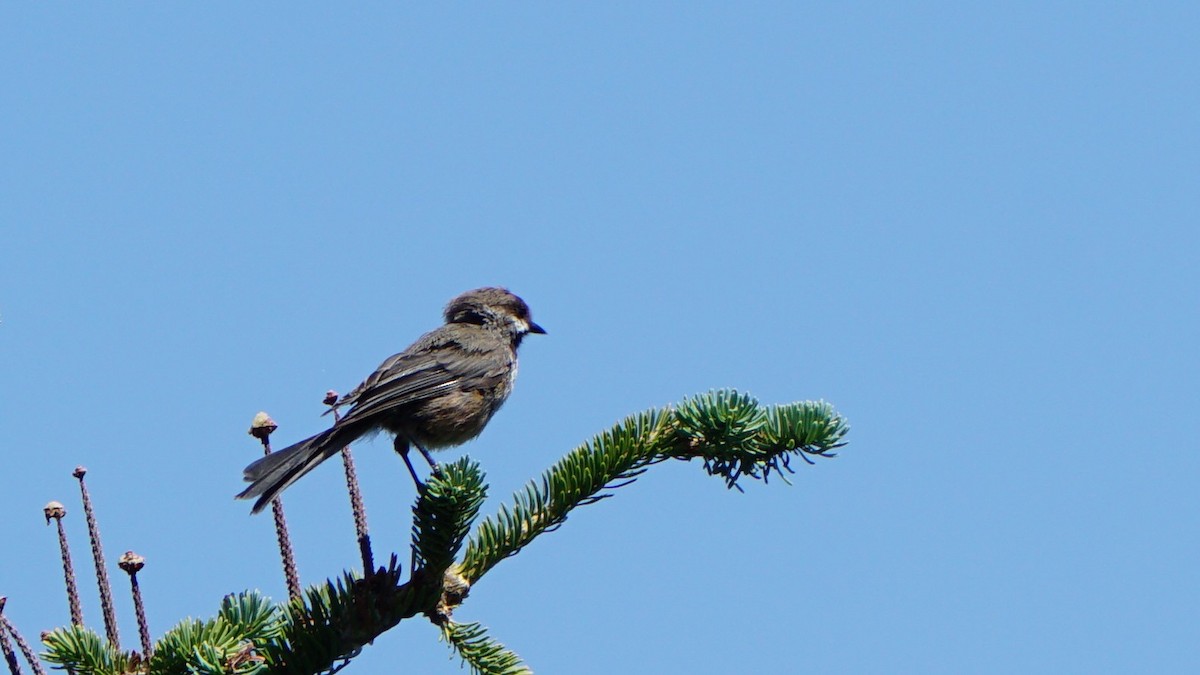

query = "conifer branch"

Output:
[[460, 392, 847, 583], [412, 458, 488, 578], [41, 625, 131, 675], [37, 389, 847, 675], [442, 621, 531, 675]]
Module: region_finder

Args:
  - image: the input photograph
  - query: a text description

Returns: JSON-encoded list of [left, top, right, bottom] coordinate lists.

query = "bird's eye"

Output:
[[455, 310, 488, 326]]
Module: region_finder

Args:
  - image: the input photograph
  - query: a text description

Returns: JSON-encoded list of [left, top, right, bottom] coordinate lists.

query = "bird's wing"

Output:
[[328, 350, 408, 413], [335, 334, 502, 425]]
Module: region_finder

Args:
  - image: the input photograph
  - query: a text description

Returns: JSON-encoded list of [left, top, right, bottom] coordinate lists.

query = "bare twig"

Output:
[[326, 390, 375, 575], [249, 413, 302, 601], [0, 598, 21, 675], [73, 467, 119, 649], [0, 601, 46, 675], [42, 502, 82, 626], [118, 552, 153, 659]]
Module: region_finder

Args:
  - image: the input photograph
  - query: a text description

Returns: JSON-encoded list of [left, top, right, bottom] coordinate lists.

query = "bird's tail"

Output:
[[236, 423, 364, 514]]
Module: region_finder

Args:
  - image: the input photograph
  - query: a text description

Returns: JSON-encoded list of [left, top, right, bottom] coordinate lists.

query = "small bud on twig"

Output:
[[117, 551, 145, 574], [248, 412, 277, 441], [43, 502, 65, 525], [248, 411, 301, 600], [119, 551, 153, 658]]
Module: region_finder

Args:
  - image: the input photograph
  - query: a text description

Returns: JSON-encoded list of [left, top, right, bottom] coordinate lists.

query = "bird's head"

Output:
[[444, 287, 546, 345]]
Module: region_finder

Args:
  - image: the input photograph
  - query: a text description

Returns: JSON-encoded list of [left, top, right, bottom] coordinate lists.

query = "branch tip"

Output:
[[248, 412, 277, 441]]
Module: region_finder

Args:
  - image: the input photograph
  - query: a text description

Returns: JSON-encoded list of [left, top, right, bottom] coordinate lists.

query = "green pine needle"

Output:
[[442, 621, 532, 675], [413, 458, 489, 574], [41, 625, 131, 675]]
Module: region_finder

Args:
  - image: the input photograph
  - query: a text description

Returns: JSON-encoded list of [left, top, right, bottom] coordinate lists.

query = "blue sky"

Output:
[[1, 3, 1197, 673]]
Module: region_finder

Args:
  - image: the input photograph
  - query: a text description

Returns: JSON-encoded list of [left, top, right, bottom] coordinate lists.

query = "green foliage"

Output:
[[266, 558, 408, 675], [676, 391, 849, 487], [763, 399, 849, 456], [460, 391, 848, 582], [441, 622, 530, 675], [38, 389, 848, 675], [267, 583, 353, 675], [41, 625, 131, 675], [148, 592, 279, 675], [459, 408, 671, 582], [413, 458, 489, 574]]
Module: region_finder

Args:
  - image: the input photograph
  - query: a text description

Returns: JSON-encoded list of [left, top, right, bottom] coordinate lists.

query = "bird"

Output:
[[237, 287, 544, 513]]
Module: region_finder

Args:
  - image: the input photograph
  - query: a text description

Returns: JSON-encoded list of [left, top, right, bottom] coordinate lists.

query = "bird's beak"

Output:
[[528, 321, 546, 335]]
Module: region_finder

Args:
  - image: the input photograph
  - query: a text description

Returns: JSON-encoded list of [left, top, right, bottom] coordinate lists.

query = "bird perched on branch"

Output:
[[237, 287, 545, 513]]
